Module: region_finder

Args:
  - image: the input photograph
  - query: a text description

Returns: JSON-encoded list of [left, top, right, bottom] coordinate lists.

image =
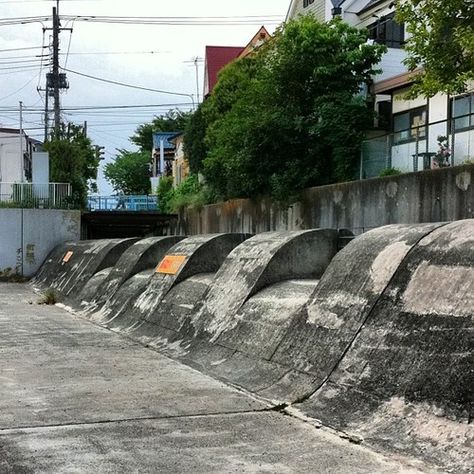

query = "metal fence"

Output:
[[0, 182, 72, 209], [360, 115, 474, 179], [87, 195, 158, 211]]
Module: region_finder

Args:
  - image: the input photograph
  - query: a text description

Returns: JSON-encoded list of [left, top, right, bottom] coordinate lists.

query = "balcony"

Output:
[[360, 114, 474, 178]]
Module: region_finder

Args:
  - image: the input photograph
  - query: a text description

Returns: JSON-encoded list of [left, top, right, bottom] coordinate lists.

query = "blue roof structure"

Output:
[[152, 132, 180, 151]]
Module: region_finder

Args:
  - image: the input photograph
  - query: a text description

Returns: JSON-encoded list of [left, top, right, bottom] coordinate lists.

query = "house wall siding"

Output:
[[288, 0, 328, 21]]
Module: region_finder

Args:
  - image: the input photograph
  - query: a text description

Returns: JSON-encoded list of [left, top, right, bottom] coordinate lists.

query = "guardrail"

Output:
[[0, 182, 72, 209], [87, 195, 158, 211]]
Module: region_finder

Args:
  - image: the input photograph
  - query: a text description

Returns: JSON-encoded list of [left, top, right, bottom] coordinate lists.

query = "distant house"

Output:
[[0, 128, 42, 183], [151, 132, 181, 179], [203, 26, 271, 98], [170, 133, 189, 187]]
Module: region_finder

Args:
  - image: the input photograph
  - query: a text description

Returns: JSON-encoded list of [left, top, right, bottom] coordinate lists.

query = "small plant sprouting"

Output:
[[38, 289, 58, 305]]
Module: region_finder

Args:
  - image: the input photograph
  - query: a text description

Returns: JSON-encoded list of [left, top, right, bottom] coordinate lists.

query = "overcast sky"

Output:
[[0, 0, 289, 193]]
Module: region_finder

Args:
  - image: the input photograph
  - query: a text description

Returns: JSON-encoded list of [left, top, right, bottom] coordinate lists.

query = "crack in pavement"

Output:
[[0, 407, 285, 434]]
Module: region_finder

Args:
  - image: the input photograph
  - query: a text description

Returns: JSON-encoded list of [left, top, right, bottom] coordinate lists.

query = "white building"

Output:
[[286, 0, 474, 174], [0, 128, 36, 183]]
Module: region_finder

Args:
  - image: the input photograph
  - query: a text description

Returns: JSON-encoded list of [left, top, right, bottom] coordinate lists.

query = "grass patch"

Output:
[[0, 267, 29, 283], [38, 289, 58, 305]]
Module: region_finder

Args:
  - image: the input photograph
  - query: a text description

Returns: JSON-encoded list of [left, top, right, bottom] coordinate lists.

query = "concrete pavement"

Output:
[[0, 283, 433, 473]]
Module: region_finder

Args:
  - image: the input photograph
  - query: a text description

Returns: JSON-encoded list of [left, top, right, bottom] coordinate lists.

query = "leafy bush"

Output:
[[156, 176, 174, 213], [379, 168, 403, 177], [184, 16, 385, 203]]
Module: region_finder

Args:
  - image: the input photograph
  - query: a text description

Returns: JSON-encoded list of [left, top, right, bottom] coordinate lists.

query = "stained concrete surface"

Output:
[[0, 283, 431, 473]]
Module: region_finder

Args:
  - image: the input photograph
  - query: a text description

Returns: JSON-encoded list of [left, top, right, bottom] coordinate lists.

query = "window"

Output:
[[393, 106, 427, 144], [303, 0, 314, 8], [368, 13, 405, 48], [451, 93, 474, 132]]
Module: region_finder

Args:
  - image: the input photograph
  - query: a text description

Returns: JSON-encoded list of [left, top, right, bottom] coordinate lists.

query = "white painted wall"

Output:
[[0, 209, 81, 276], [0, 136, 25, 183]]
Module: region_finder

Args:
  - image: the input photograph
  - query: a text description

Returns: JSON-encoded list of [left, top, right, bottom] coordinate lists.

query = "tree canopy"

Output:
[[397, 0, 474, 97], [184, 16, 385, 202], [43, 123, 100, 208], [103, 150, 151, 195], [131, 109, 191, 152]]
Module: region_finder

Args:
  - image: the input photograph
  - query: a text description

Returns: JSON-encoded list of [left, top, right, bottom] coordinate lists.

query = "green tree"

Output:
[[397, 0, 474, 97], [43, 123, 100, 208], [131, 109, 191, 152], [103, 150, 151, 194], [198, 16, 385, 202]]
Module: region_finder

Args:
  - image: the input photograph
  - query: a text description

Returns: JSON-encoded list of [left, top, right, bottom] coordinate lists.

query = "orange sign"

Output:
[[156, 255, 187, 275], [62, 251, 74, 263]]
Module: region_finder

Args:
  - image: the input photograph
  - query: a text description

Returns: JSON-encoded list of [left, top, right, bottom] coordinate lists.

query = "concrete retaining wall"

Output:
[[0, 209, 80, 277], [178, 165, 474, 235]]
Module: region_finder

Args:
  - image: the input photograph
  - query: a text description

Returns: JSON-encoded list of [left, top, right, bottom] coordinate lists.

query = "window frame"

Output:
[[367, 13, 405, 49], [450, 93, 474, 133], [392, 106, 428, 145]]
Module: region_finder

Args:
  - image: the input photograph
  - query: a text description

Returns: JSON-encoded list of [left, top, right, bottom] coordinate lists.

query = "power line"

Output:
[[0, 72, 42, 102], [59, 50, 172, 56], [61, 67, 195, 102], [0, 46, 46, 53]]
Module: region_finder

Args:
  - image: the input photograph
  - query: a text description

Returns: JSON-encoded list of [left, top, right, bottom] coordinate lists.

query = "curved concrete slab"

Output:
[[190, 229, 340, 341], [148, 230, 339, 389], [101, 233, 250, 332], [296, 219, 474, 473], [256, 223, 447, 401], [33, 238, 138, 298], [78, 236, 184, 307]]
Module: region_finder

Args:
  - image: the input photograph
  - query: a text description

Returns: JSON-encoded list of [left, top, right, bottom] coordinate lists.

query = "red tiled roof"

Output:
[[204, 46, 244, 96]]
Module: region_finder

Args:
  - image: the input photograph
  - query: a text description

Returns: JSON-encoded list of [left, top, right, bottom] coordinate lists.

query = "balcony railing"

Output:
[[87, 195, 158, 211], [360, 114, 474, 179], [0, 182, 72, 209]]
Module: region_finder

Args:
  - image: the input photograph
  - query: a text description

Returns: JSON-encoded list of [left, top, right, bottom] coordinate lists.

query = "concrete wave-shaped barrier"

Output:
[[148, 230, 339, 381], [96, 233, 250, 332], [160, 225, 443, 401], [294, 219, 473, 473], [78, 236, 185, 309], [32, 238, 138, 298]]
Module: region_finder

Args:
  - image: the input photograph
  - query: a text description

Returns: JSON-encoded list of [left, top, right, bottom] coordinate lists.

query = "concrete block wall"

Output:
[[178, 164, 474, 235], [0, 209, 81, 277]]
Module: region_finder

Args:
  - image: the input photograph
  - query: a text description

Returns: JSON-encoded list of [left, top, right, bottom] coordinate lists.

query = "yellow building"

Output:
[[170, 133, 189, 187]]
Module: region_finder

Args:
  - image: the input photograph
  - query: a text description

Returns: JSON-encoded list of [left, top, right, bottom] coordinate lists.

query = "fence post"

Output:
[[413, 128, 420, 172]]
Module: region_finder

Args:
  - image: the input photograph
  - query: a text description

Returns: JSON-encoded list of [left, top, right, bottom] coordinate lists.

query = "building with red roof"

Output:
[[203, 26, 271, 98]]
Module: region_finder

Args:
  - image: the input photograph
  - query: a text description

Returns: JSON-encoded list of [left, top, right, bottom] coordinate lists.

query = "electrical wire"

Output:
[[61, 67, 195, 101], [0, 71, 42, 102], [0, 45, 47, 53]]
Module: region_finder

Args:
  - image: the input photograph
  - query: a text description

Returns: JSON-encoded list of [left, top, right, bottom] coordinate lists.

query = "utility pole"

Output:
[[19, 101, 23, 182], [44, 1, 70, 139], [43, 88, 49, 142], [194, 57, 200, 104], [52, 6, 60, 137]]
